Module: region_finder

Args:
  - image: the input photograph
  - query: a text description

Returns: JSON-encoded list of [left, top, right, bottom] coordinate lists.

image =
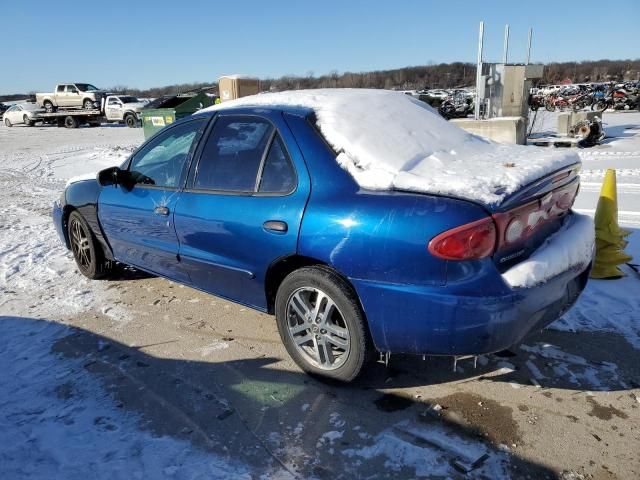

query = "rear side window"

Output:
[[194, 116, 274, 192], [258, 135, 296, 193]]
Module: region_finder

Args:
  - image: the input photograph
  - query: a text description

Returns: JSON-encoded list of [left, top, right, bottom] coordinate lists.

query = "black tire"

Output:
[[592, 100, 608, 112], [67, 211, 112, 279], [124, 113, 137, 128], [544, 101, 556, 112], [64, 116, 78, 128], [23, 115, 33, 126], [275, 266, 372, 382], [83, 99, 94, 110], [4, 117, 11, 127], [44, 100, 55, 113]]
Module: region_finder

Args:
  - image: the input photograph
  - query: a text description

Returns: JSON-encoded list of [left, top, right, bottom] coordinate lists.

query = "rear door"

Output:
[[174, 112, 310, 309], [98, 117, 208, 281], [54, 85, 66, 106]]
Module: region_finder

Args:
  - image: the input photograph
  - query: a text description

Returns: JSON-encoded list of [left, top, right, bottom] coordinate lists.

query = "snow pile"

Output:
[[201, 89, 580, 205], [502, 213, 594, 288]]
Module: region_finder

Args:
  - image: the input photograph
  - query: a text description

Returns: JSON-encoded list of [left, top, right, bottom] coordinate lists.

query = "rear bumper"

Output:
[[352, 261, 591, 355]]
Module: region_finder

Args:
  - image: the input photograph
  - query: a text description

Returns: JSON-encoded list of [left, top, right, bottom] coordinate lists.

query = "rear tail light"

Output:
[[428, 218, 496, 260], [429, 181, 580, 261]]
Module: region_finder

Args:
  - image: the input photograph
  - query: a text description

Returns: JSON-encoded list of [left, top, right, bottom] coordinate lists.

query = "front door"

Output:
[[98, 117, 208, 281], [105, 98, 122, 120], [174, 113, 310, 309]]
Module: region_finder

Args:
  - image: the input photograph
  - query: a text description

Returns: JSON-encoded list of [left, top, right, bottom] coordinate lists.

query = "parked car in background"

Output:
[[36, 83, 107, 112], [53, 90, 592, 381], [3, 103, 43, 127]]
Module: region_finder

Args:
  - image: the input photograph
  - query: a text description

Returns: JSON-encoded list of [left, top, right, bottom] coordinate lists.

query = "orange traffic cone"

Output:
[[590, 169, 633, 278]]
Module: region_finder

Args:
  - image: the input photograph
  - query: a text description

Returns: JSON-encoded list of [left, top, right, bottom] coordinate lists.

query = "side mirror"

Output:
[[97, 166, 135, 190], [97, 166, 121, 186]]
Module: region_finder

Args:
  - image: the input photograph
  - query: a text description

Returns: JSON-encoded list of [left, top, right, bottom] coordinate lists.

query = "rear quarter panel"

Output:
[[285, 112, 495, 350]]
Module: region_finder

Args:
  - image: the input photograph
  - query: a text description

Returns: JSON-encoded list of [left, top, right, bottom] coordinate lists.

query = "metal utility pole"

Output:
[[474, 21, 484, 120], [502, 24, 510, 64], [526, 28, 533, 64]]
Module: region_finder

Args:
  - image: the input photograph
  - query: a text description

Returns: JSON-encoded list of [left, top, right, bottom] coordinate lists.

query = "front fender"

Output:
[[64, 179, 114, 260]]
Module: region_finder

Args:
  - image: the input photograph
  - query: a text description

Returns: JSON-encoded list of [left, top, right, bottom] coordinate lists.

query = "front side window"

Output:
[[129, 119, 206, 189], [194, 116, 274, 192]]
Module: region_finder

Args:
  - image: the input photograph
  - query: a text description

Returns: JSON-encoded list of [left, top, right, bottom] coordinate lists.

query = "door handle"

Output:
[[263, 220, 288, 233], [154, 206, 170, 216]]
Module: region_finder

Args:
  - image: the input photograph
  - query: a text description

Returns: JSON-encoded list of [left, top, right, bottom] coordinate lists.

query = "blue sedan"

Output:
[[53, 94, 591, 381]]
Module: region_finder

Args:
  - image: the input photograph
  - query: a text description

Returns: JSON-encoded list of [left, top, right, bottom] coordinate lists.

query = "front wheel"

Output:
[[23, 115, 33, 126], [544, 101, 556, 112], [68, 211, 112, 279], [124, 113, 137, 128], [4, 117, 12, 127], [275, 266, 372, 382], [83, 99, 95, 110]]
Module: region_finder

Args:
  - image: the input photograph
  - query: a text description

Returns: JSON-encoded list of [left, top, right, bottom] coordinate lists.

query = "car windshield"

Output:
[[75, 84, 99, 92], [120, 96, 140, 103]]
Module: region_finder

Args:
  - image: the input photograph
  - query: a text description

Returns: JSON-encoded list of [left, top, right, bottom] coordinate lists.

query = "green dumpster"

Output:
[[140, 92, 213, 139]]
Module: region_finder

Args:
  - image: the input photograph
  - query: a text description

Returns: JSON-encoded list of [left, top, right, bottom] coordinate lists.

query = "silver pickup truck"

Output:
[[36, 83, 107, 112]]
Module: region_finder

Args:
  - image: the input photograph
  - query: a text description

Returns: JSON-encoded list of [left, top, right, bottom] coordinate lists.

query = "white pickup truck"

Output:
[[36, 83, 107, 112], [103, 95, 146, 127]]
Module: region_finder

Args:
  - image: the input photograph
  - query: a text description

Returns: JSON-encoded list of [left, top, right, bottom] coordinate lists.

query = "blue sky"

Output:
[[2, 0, 638, 93]]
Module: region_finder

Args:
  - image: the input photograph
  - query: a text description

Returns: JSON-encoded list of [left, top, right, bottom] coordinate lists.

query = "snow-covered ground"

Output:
[[547, 111, 640, 346], [0, 110, 638, 478]]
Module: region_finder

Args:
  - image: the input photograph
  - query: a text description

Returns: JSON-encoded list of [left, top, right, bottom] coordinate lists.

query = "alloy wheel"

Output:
[[69, 217, 91, 270], [285, 287, 351, 370]]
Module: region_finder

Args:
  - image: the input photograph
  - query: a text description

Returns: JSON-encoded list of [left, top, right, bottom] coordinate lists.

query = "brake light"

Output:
[[429, 181, 580, 261], [428, 218, 496, 260]]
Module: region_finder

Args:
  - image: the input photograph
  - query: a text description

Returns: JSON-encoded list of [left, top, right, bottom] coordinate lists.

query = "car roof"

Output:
[[196, 103, 314, 119]]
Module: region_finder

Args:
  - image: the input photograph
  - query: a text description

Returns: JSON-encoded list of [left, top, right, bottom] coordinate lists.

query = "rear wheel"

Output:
[[43, 100, 55, 113], [544, 100, 556, 112], [64, 116, 78, 128], [4, 117, 11, 127], [68, 211, 112, 279], [23, 115, 33, 126], [275, 266, 372, 382]]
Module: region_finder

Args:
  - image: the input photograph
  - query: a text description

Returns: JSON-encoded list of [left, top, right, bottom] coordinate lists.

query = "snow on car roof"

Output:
[[200, 89, 580, 205]]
